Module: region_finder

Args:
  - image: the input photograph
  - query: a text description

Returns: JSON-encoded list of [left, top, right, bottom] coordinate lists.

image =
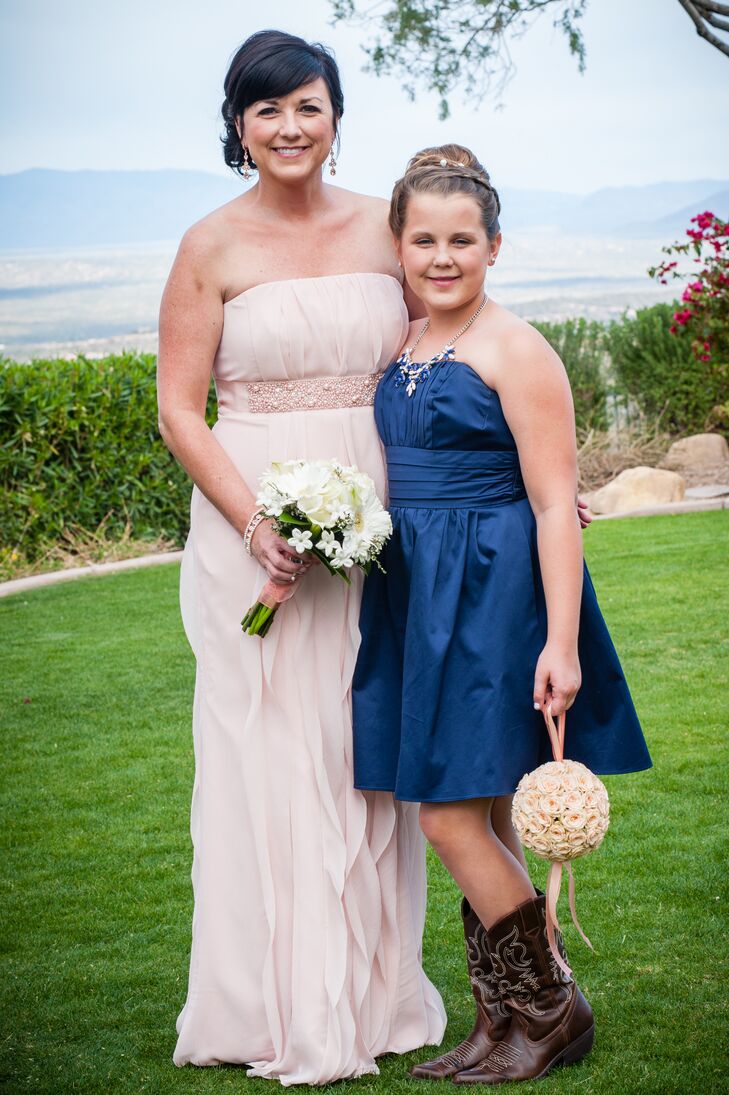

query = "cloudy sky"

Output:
[[1, 0, 728, 196]]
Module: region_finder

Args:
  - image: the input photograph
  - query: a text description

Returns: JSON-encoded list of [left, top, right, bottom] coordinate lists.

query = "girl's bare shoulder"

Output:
[[500, 310, 563, 380], [488, 303, 550, 351], [465, 302, 563, 386]]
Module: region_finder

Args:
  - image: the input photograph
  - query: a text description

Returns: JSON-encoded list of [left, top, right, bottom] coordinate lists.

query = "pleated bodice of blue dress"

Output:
[[352, 357, 652, 803]]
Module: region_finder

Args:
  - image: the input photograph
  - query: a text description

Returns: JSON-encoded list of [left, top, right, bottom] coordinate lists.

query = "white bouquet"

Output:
[[512, 709, 610, 976], [242, 459, 392, 637]]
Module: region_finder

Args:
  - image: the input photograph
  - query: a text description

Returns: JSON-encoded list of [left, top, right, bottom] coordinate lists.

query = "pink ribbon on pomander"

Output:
[[542, 707, 595, 978]]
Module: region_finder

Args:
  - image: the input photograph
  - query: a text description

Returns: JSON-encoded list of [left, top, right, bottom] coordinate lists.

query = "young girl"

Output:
[[352, 145, 652, 1085]]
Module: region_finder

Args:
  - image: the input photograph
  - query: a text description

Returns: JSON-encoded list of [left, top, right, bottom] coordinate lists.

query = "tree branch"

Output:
[[329, 0, 587, 116], [677, 0, 729, 56], [330, 0, 727, 115], [700, 10, 729, 31], [456, 0, 558, 60], [696, 2, 729, 30], [693, 1, 729, 15], [694, 0, 729, 30]]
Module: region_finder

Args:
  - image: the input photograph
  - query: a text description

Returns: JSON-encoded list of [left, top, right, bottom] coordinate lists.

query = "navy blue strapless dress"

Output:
[[352, 358, 652, 803]]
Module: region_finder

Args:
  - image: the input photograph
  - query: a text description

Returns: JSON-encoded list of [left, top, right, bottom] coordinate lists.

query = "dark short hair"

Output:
[[221, 29, 344, 175]]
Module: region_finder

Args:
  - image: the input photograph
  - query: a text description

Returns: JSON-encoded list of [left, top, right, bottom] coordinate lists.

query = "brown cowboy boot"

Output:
[[453, 893, 594, 1084], [410, 898, 510, 1080]]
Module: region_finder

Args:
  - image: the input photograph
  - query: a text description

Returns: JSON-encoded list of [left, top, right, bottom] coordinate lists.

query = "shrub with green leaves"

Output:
[[532, 317, 609, 432], [0, 353, 206, 561], [607, 302, 725, 434], [1, 307, 723, 570], [2, 336, 611, 568]]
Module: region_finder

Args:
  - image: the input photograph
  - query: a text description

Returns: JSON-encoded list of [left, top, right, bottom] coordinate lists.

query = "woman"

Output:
[[157, 30, 446, 1085], [352, 145, 652, 1085]]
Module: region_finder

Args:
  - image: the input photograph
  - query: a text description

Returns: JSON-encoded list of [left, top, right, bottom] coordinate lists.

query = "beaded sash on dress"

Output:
[[243, 373, 381, 414]]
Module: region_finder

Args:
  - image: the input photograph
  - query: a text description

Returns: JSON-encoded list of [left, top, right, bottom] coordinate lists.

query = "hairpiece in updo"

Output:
[[390, 144, 501, 239], [437, 156, 477, 170], [435, 157, 498, 195]]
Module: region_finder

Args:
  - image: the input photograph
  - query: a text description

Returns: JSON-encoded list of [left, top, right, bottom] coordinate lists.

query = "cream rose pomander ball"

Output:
[[512, 759, 610, 862], [512, 709, 610, 976]]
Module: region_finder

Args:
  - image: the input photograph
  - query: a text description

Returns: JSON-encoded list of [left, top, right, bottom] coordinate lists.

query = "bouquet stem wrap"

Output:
[[543, 708, 594, 978], [241, 579, 299, 638]]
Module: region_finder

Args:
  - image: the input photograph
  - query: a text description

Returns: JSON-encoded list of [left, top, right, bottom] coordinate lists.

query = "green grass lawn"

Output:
[[1, 511, 728, 1094]]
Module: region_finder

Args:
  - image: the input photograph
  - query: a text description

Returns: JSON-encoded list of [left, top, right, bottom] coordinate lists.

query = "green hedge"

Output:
[[1, 305, 724, 563], [607, 302, 726, 434], [0, 353, 204, 561], [532, 317, 609, 432]]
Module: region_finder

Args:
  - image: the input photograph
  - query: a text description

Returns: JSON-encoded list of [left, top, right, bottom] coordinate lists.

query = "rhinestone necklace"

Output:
[[394, 293, 489, 397]]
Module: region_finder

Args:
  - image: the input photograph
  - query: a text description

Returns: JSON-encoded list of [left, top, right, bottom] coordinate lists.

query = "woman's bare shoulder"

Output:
[[170, 195, 259, 299], [329, 186, 390, 228], [405, 316, 427, 341], [178, 196, 248, 260], [325, 186, 399, 278], [330, 185, 388, 210]]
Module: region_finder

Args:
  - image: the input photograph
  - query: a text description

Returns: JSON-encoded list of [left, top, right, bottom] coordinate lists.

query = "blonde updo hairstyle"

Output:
[[389, 144, 501, 241]]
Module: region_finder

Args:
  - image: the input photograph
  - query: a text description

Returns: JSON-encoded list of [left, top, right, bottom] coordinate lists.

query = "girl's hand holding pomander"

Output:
[[533, 643, 582, 716]]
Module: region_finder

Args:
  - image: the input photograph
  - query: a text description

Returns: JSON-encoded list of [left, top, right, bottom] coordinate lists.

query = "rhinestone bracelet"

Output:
[[243, 509, 268, 556]]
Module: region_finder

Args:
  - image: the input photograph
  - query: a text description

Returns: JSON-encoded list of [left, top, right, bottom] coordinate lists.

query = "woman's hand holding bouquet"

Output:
[[249, 518, 316, 585], [242, 459, 393, 637]]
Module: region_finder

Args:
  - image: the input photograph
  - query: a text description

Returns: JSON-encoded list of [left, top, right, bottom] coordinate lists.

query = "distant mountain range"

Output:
[[501, 180, 729, 237], [1, 169, 727, 249]]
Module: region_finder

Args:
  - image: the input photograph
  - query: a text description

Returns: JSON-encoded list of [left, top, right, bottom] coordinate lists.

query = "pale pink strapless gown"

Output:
[[174, 273, 446, 1085]]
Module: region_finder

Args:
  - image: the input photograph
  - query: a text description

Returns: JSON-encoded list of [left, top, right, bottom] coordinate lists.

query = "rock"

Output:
[[661, 433, 729, 470], [589, 466, 685, 515]]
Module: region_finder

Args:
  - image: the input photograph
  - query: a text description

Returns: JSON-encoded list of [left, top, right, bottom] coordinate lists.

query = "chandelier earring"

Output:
[[328, 145, 337, 176], [242, 146, 253, 181]]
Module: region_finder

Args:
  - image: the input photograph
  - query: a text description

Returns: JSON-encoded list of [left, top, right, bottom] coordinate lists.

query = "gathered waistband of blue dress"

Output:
[[385, 445, 527, 509]]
